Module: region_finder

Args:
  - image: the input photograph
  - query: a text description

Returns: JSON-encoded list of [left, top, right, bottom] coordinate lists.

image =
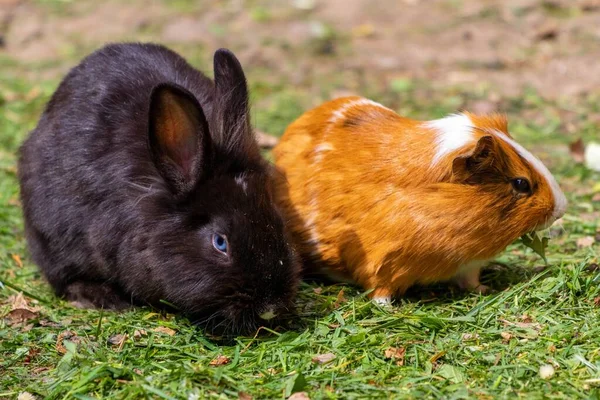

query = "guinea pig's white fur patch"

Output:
[[427, 114, 475, 164], [328, 98, 391, 124]]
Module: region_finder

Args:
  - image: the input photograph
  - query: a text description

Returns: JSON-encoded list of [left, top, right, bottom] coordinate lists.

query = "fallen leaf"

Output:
[[384, 347, 406, 365], [288, 392, 310, 400], [11, 253, 23, 268], [500, 332, 512, 342], [209, 355, 231, 366], [333, 289, 347, 308], [8, 292, 36, 311], [133, 329, 147, 339], [39, 319, 60, 327], [108, 334, 127, 346], [133, 368, 143, 375], [153, 326, 176, 336], [312, 287, 323, 295], [520, 314, 533, 323], [461, 333, 480, 341], [577, 236, 595, 248], [5, 309, 38, 326], [569, 138, 586, 163], [312, 352, 336, 364], [594, 297, 600, 307], [23, 347, 40, 364], [548, 344, 557, 353], [238, 392, 253, 400], [17, 392, 36, 400], [56, 330, 81, 354], [327, 323, 340, 329]]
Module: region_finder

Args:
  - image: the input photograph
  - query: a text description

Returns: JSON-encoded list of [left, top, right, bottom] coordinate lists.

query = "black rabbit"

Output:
[[18, 43, 300, 334]]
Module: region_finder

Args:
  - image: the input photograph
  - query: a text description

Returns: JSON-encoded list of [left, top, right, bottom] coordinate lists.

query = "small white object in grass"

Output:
[[539, 364, 555, 379], [373, 296, 392, 306], [585, 142, 600, 172], [18, 393, 36, 400]]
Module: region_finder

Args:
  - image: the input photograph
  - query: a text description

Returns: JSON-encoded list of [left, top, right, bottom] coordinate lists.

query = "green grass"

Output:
[[1, 45, 600, 400]]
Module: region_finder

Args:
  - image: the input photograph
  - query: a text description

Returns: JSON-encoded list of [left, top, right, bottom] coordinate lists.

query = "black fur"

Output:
[[18, 43, 300, 335]]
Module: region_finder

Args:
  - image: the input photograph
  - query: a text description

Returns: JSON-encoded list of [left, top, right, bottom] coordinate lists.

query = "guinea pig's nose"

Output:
[[259, 308, 277, 321]]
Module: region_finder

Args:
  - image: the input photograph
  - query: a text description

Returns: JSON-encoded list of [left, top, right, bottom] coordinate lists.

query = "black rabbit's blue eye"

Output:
[[212, 234, 228, 253]]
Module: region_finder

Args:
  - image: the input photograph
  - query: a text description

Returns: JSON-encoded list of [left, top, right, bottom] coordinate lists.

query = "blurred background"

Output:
[[0, 0, 599, 236], [1, 0, 600, 140]]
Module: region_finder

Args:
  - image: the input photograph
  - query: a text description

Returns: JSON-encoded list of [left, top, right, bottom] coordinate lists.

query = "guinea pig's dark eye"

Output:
[[511, 178, 531, 194], [212, 234, 228, 254]]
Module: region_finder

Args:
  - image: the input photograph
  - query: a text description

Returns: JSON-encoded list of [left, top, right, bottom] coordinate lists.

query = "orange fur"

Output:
[[273, 97, 564, 298]]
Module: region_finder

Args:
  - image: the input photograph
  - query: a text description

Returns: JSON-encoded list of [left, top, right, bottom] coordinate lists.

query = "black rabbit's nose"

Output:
[[259, 307, 277, 321]]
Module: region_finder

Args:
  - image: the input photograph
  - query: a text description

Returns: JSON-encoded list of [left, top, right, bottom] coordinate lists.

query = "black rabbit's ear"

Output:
[[212, 49, 261, 164], [149, 83, 211, 195]]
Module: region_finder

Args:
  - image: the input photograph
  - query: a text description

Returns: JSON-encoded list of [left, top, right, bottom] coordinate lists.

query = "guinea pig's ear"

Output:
[[148, 83, 212, 195], [212, 49, 261, 164], [452, 135, 502, 183]]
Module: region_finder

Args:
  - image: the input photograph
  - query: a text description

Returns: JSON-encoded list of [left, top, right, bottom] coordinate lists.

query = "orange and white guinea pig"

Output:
[[273, 96, 567, 304]]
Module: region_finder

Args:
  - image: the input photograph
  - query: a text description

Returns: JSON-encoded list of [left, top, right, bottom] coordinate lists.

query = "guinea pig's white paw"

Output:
[[373, 296, 392, 307]]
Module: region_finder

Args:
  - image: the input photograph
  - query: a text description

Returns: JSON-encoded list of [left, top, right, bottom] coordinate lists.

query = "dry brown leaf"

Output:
[[288, 393, 310, 400], [133, 368, 143, 375], [238, 392, 253, 400], [39, 319, 60, 327], [209, 355, 231, 366], [384, 347, 406, 365], [134, 329, 147, 339], [55, 330, 81, 354], [108, 334, 127, 347], [312, 287, 323, 295], [500, 332, 512, 342], [23, 347, 41, 364], [520, 314, 533, 323], [333, 288, 347, 308], [312, 352, 336, 364], [548, 344, 557, 353], [11, 253, 23, 268], [594, 296, 600, 307], [5, 309, 38, 326], [577, 236, 595, 248], [153, 326, 176, 336], [569, 138, 586, 163]]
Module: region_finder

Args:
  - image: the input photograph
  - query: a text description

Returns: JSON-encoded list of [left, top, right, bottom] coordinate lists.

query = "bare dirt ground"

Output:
[[1, 0, 599, 101]]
